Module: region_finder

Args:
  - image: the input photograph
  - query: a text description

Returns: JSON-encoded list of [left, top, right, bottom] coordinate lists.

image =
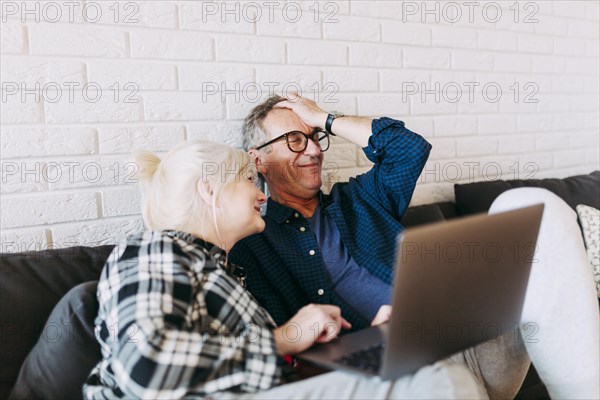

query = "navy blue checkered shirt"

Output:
[[229, 117, 432, 331]]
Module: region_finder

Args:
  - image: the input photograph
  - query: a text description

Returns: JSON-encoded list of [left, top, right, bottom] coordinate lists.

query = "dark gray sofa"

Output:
[[2, 171, 598, 399]]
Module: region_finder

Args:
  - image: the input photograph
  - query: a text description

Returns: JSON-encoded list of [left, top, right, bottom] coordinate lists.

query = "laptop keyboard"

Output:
[[336, 343, 384, 373]]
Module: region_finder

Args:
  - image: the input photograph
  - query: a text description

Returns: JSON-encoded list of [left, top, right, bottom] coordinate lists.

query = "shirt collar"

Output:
[[318, 190, 334, 207], [164, 230, 247, 286], [164, 230, 227, 262], [265, 191, 330, 223], [265, 197, 295, 223]]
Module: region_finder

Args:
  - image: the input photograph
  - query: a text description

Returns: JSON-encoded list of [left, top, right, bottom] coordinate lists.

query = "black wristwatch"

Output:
[[325, 112, 343, 135]]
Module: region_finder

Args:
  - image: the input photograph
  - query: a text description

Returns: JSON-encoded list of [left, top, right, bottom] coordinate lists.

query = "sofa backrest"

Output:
[[10, 281, 102, 400], [0, 246, 114, 399], [454, 171, 600, 216]]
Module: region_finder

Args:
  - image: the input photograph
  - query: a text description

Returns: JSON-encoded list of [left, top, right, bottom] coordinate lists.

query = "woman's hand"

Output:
[[371, 305, 392, 326], [273, 304, 351, 355]]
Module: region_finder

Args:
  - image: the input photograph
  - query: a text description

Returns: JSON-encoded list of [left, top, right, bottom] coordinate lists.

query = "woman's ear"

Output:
[[197, 179, 215, 207]]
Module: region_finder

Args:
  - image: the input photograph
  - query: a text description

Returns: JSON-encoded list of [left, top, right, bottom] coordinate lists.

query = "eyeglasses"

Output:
[[255, 130, 330, 153]]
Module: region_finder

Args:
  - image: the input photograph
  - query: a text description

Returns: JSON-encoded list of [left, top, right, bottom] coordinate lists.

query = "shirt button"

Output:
[[294, 213, 299, 218], [300, 227, 306, 232], [285, 220, 289, 223], [317, 289, 324, 296], [309, 250, 315, 256]]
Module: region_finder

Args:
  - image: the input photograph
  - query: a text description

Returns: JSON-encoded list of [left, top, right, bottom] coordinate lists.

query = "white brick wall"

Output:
[[1, 0, 598, 251]]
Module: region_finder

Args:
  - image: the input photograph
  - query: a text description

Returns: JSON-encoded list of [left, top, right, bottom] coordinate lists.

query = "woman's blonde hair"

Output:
[[133, 140, 253, 234]]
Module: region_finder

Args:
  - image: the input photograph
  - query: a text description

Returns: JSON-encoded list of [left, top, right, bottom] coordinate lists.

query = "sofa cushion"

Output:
[[9, 281, 102, 400], [454, 171, 600, 216], [437, 201, 459, 220], [400, 203, 447, 228], [576, 204, 600, 298], [0, 246, 113, 399]]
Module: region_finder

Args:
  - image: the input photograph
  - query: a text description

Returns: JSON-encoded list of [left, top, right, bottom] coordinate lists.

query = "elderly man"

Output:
[[229, 95, 599, 399], [232, 94, 429, 330]]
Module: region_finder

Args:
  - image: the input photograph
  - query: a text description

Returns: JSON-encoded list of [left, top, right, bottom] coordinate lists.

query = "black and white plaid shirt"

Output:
[[83, 230, 282, 399]]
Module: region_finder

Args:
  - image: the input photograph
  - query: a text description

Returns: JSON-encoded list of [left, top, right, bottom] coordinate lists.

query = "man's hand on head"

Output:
[[274, 92, 373, 148], [273, 93, 329, 130]]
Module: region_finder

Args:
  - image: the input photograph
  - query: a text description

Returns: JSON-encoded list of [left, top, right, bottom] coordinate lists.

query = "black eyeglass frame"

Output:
[[255, 129, 330, 153]]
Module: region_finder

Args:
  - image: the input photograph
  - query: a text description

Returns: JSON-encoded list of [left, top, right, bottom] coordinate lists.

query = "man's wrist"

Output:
[[319, 112, 329, 131], [325, 112, 344, 135], [325, 114, 336, 135]]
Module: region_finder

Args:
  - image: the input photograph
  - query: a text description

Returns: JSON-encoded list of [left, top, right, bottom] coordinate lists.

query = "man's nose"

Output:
[[303, 137, 322, 157]]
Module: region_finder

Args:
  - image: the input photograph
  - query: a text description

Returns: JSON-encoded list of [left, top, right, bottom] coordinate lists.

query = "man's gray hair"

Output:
[[241, 95, 285, 152]]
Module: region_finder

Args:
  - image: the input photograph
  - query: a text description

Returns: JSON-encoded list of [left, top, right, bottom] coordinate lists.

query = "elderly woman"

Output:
[[83, 140, 481, 399]]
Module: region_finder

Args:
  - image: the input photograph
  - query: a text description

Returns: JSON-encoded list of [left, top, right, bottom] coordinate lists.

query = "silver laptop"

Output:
[[298, 204, 544, 380]]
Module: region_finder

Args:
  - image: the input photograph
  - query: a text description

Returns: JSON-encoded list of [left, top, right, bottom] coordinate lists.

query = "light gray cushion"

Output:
[[576, 204, 600, 298]]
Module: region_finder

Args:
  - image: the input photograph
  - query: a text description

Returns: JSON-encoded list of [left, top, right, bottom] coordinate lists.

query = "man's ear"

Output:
[[248, 149, 266, 174]]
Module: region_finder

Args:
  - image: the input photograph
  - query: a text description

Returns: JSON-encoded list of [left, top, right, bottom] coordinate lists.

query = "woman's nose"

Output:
[[257, 189, 267, 203]]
